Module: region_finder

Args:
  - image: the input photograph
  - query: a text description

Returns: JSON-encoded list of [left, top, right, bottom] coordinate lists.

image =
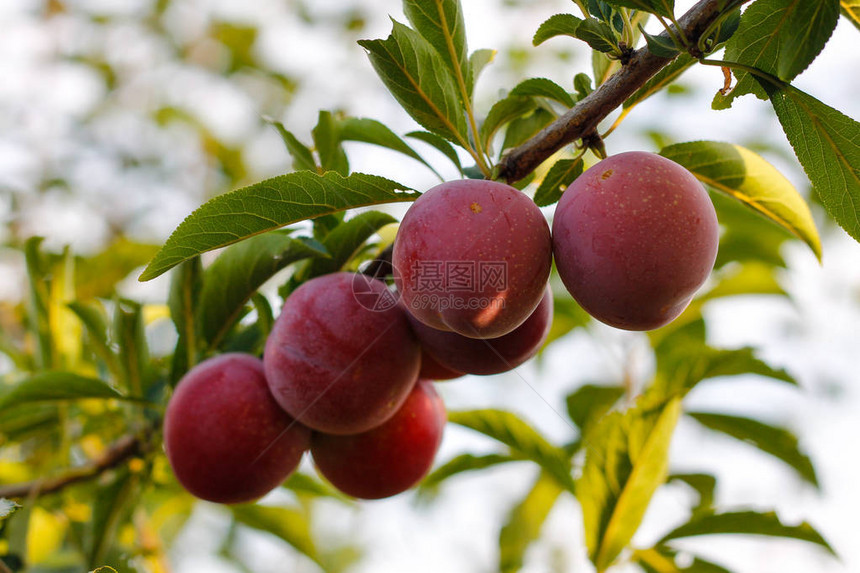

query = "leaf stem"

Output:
[[697, 58, 788, 90]]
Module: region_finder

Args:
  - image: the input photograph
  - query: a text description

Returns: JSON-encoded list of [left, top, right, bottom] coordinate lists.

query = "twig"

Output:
[[361, 244, 394, 279], [0, 432, 145, 499], [497, 0, 753, 183]]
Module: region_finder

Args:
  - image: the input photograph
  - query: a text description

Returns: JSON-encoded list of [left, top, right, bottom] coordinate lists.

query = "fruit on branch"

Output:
[[410, 287, 553, 376], [393, 180, 552, 339], [552, 151, 719, 330], [419, 348, 464, 381], [264, 272, 421, 435], [164, 353, 310, 504], [311, 379, 445, 499]]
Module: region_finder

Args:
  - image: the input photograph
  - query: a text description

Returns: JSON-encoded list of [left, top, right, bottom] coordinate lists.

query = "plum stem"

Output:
[[497, 0, 753, 183]]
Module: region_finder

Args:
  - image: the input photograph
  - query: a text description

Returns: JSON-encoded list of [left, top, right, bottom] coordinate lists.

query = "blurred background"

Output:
[[1, 0, 859, 571]]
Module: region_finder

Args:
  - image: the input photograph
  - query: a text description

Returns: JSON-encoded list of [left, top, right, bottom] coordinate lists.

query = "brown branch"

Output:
[[497, 0, 752, 183], [0, 432, 145, 499]]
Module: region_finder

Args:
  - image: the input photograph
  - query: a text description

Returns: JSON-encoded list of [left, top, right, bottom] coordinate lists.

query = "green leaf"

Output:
[[640, 26, 681, 58], [511, 78, 576, 108], [402, 0, 471, 94], [634, 547, 733, 573], [283, 472, 350, 501], [533, 13, 584, 46], [0, 499, 21, 520], [268, 119, 317, 172], [167, 258, 202, 383], [312, 111, 349, 175], [658, 510, 836, 555], [140, 171, 417, 281], [767, 85, 860, 244], [338, 117, 440, 177], [25, 237, 54, 369], [197, 233, 328, 349], [499, 473, 564, 573], [448, 409, 575, 492], [75, 239, 160, 300], [842, 0, 860, 28], [0, 372, 128, 412], [420, 453, 520, 492], [406, 130, 464, 174], [87, 470, 141, 568], [668, 473, 716, 516], [576, 18, 621, 54], [603, 0, 674, 18], [574, 73, 593, 99], [480, 96, 537, 150], [565, 384, 625, 432], [660, 141, 822, 260], [358, 21, 469, 145], [470, 48, 496, 87], [624, 54, 694, 112], [113, 299, 154, 396], [688, 412, 818, 487], [68, 300, 121, 379], [534, 158, 583, 207], [502, 108, 555, 151], [231, 505, 320, 565], [714, 0, 839, 108], [578, 395, 682, 571], [301, 211, 395, 279]]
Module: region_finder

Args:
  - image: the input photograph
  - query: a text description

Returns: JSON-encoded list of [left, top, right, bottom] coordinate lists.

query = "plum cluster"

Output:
[[163, 151, 718, 505]]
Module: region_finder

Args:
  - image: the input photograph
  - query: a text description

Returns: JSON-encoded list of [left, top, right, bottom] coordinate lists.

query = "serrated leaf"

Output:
[[842, 0, 860, 28], [534, 158, 583, 207], [767, 85, 860, 244], [231, 505, 320, 565], [406, 130, 464, 174], [502, 108, 555, 151], [140, 171, 417, 281], [658, 510, 836, 555], [0, 499, 21, 520], [338, 117, 440, 177], [565, 384, 625, 432], [640, 25, 681, 58], [420, 453, 520, 492], [511, 78, 576, 108], [301, 211, 396, 279], [499, 473, 564, 573], [0, 372, 128, 412], [574, 73, 593, 99], [714, 0, 839, 108], [480, 96, 537, 150], [448, 410, 575, 492], [197, 233, 328, 349], [403, 0, 471, 94], [576, 18, 621, 54], [660, 141, 822, 260], [470, 48, 496, 87], [533, 13, 585, 46], [688, 412, 818, 487], [668, 473, 716, 516], [604, 0, 674, 19], [359, 21, 469, 145], [312, 111, 349, 175], [578, 395, 682, 571], [709, 191, 790, 269], [268, 120, 317, 172]]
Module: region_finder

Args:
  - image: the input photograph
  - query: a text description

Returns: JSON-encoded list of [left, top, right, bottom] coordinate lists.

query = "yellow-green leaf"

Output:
[[843, 0, 860, 29], [660, 141, 822, 261]]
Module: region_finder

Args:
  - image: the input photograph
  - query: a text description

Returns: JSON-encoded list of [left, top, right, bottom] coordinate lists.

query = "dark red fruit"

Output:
[[264, 272, 421, 435], [164, 353, 309, 504], [410, 288, 552, 376], [418, 348, 464, 381], [393, 179, 552, 339], [552, 151, 719, 330], [311, 379, 445, 500]]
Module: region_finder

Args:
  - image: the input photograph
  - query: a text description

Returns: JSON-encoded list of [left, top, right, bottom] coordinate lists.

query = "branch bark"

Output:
[[497, 0, 751, 183], [0, 432, 145, 499]]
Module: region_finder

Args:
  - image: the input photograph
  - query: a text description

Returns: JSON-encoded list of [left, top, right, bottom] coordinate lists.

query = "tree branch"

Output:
[[497, 0, 751, 183], [0, 431, 145, 499]]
